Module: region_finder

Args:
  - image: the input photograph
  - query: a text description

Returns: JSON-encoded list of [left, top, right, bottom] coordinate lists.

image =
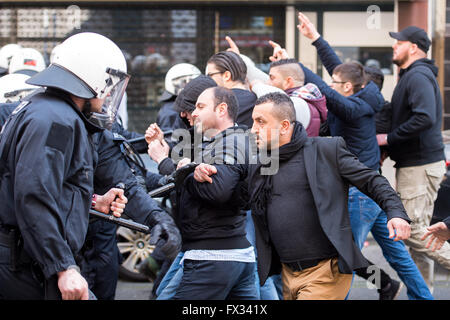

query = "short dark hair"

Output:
[[211, 86, 239, 122], [269, 58, 299, 69], [207, 51, 247, 84], [269, 59, 305, 84], [364, 66, 384, 91], [255, 92, 296, 122], [333, 61, 365, 94]]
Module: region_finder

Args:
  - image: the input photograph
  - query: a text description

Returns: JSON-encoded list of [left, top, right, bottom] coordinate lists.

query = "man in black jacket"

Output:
[[172, 86, 257, 300], [248, 92, 411, 300], [377, 26, 450, 291]]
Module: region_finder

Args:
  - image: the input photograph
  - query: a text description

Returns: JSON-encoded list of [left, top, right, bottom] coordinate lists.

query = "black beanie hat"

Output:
[[173, 75, 217, 113]]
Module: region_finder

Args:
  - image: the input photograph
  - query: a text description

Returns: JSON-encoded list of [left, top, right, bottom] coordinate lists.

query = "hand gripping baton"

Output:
[[89, 182, 150, 234]]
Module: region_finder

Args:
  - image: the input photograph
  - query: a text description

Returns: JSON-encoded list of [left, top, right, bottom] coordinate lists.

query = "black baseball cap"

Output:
[[389, 26, 431, 53]]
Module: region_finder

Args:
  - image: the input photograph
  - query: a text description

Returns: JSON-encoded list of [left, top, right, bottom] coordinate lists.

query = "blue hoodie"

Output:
[[299, 37, 385, 171]]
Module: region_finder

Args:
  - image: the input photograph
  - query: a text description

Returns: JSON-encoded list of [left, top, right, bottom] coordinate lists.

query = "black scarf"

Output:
[[249, 121, 308, 220]]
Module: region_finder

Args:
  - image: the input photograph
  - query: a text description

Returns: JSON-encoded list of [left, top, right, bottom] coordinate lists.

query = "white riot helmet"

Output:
[[8, 47, 46, 76], [0, 73, 38, 103], [0, 44, 22, 74], [26, 32, 130, 129], [49, 44, 62, 64], [164, 63, 201, 96]]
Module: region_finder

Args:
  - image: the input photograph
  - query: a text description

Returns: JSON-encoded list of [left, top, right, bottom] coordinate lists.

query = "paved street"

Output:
[[116, 158, 450, 300], [115, 235, 450, 300], [348, 236, 450, 299]]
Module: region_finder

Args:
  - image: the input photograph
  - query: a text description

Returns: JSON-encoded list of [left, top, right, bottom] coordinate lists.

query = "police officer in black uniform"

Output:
[[0, 32, 130, 300], [81, 127, 181, 300]]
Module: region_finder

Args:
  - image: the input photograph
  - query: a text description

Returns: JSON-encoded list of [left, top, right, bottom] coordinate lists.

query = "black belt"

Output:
[[284, 258, 330, 272]]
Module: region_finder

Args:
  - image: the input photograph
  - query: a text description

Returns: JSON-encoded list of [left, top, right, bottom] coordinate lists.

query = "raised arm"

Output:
[[297, 12, 342, 76]]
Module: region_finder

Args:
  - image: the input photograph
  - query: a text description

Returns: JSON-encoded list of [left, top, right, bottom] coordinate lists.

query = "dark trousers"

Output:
[[81, 220, 119, 300], [0, 243, 58, 299], [173, 259, 258, 300]]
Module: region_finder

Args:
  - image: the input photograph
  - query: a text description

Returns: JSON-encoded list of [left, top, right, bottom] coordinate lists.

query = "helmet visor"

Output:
[[89, 69, 130, 129]]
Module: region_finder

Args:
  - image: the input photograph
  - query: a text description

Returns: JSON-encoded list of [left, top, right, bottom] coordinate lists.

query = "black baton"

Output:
[[148, 182, 175, 198], [89, 208, 150, 234]]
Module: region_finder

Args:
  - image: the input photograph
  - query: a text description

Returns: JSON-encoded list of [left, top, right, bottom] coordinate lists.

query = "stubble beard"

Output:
[[392, 53, 409, 68]]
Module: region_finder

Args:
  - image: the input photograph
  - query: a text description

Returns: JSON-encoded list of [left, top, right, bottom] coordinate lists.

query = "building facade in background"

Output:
[[0, 0, 446, 133]]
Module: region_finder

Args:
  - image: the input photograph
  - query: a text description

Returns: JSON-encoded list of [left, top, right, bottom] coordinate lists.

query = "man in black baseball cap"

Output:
[[389, 26, 431, 53], [389, 26, 431, 68], [377, 24, 450, 293]]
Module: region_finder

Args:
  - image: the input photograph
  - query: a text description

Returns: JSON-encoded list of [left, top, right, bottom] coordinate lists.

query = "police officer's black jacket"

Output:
[[176, 125, 252, 252], [110, 122, 164, 191], [0, 102, 18, 129], [93, 129, 176, 229], [0, 89, 101, 279]]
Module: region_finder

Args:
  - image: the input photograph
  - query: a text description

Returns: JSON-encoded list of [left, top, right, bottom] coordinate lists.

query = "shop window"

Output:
[[216, 9, 285, 73], [333, 46, 394, 75]]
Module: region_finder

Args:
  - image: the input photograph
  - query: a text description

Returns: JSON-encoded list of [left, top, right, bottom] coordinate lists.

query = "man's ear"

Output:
[[285, 76, 295, 90], [409, 43, 419, 56], [223, 70, 232, 82], [217, 102, 228, 117], [344, 81, 353, 94], [280, 119, 291, 135]]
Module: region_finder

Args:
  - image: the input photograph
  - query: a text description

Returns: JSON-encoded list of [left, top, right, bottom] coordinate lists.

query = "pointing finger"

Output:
[[268, 40, 281, 49]]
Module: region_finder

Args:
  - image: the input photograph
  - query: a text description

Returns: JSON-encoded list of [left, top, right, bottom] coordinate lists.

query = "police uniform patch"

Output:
[[46, 122, 71, 153]]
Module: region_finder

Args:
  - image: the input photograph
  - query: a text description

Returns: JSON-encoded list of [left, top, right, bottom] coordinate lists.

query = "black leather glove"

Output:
[[148, 211, 181, 261]]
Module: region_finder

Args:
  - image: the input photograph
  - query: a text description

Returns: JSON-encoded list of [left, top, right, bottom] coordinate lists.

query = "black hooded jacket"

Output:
[[176, 125, 251, 252], [387, 58, 445, 168]]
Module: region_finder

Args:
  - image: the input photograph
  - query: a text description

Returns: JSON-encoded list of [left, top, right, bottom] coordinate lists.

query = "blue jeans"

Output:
[[270, 273, 283, 300], [173, 259, 258, 300], [245, 210, 280, 300], [156, 251, 184, 300], [348, 187, 434, 300], [156, 211, 279, 300]]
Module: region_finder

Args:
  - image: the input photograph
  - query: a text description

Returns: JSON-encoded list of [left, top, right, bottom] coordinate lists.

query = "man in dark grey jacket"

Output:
[[377, 26, 450, 291]]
